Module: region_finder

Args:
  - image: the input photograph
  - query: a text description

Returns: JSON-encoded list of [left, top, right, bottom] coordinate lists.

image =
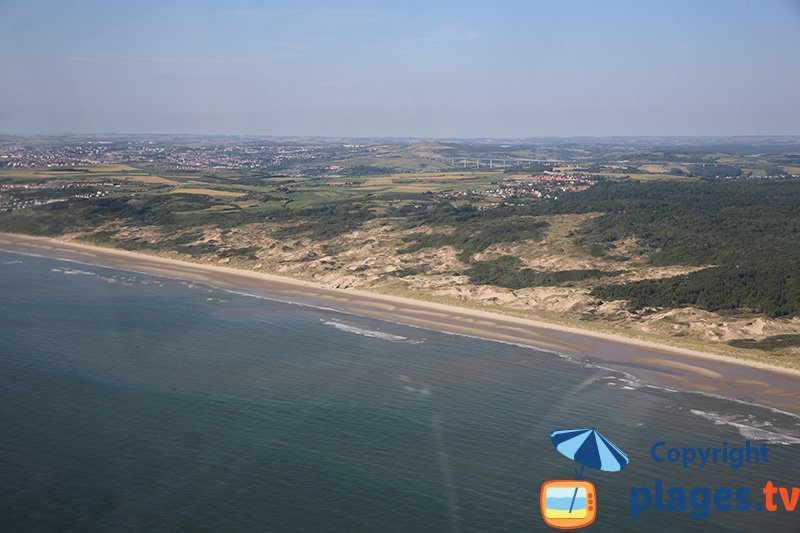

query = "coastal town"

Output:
[[0, 137, 371, 171]]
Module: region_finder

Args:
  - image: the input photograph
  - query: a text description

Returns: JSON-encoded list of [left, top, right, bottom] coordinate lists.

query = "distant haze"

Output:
[[1, 0, 800, 137]]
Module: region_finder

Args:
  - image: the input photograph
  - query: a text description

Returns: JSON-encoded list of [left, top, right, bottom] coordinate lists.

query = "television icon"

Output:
[[540, 480, 596, 529]]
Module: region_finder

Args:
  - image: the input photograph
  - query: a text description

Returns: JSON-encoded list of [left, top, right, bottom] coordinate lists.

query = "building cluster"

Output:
[[475, 174, 598, 200], [0, 140, 371, 171], [0, 181, 113, 212]]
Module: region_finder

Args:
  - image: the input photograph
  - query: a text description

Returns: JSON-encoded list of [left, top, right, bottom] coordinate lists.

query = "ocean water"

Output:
[[1, 250, 799, 532]]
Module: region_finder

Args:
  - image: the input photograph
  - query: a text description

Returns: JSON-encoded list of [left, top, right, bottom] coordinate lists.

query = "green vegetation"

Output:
[[688, 164, 742, 179], [391, 266, 428, 277], [0, 192, 226, 235], [593, 265, 800, 318], [465, 256, 617, 289], [388, 179, 800, 314], [566, 180, 800, 266], [401, 216, 548, 261], [270, 203, 377, 240], [575, 180, 800, 317], [728, 334, 800, 351]]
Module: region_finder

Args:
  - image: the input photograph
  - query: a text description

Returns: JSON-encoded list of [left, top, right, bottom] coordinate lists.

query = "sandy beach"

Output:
[[2, 231, 799, 416]]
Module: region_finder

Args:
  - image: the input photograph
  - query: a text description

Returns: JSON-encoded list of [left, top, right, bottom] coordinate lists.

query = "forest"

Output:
[[396, 179, 800, 317]]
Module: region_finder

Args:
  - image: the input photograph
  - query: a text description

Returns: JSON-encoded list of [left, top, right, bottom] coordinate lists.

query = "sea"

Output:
[[1, 249, 799, 532]]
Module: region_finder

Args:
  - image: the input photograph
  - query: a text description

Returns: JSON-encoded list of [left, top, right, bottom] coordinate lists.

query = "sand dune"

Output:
[[1, 231, 799, 415]]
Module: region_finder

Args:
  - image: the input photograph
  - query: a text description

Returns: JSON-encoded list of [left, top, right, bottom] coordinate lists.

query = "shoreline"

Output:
[[2, 231, 800, 416]]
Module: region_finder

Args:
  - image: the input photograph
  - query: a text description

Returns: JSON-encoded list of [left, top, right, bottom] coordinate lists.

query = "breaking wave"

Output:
[[689, 409, 800, 445], [321, 320, 421, 343]]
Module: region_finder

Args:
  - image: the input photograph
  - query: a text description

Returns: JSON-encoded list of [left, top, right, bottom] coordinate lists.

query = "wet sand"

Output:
[[2, 232, 799, 415]]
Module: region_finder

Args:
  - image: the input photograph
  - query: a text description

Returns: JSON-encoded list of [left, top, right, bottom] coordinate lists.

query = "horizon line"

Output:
[[2, 132, 800, 141]]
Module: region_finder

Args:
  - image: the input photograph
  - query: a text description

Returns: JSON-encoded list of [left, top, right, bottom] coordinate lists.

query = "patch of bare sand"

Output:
[[631, 308, 800, 343]]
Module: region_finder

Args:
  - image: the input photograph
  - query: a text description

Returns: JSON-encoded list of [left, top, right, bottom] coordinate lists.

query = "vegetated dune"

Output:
[[78, 213, 800, 359]]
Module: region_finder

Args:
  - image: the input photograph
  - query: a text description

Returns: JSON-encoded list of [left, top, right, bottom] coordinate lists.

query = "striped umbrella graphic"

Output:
[[550, 428, 629, 513]]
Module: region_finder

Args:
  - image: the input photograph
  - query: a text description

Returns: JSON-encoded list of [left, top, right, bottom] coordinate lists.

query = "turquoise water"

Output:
[[1, 250, 799, 532]]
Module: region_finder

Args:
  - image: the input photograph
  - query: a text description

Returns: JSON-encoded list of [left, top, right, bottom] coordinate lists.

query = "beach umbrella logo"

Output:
[[540, 428, 629, 529]]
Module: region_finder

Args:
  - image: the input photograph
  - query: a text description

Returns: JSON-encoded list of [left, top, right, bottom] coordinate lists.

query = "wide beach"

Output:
[[2, 231, 799, 416]]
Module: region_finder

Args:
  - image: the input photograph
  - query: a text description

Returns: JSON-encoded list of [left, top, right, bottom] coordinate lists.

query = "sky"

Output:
[[1, 0, 799, 137]]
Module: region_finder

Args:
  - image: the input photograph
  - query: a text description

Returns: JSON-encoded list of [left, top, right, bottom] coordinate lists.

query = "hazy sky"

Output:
[[1, 0, 799, 137]]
